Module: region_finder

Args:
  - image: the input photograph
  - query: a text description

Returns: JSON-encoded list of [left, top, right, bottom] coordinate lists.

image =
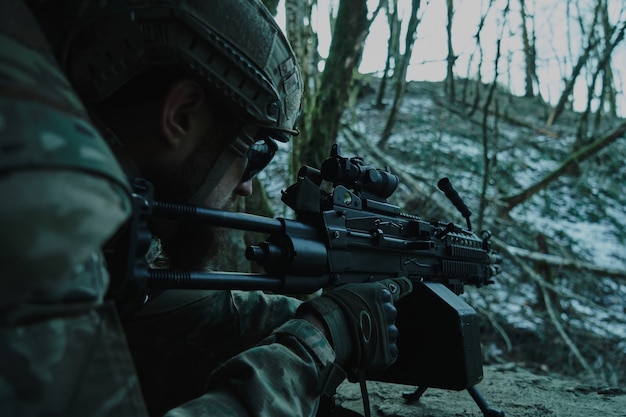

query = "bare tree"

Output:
[[576, 17, 626, 142], [593, 3, 625, 126], [444, 0, 456, 103], [546, 0, 603, 127], [464, 0, 495, 117], [477, 0, 509, 232], [375, 0, 401, 109], [296, 0, 371, 169], [376, 0, 423, 149], [596, 0, 622, 120], [519, 0, 537, 97]]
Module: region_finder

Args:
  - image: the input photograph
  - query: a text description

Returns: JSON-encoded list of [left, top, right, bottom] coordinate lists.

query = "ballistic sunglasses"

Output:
[[241, 133, 278, 183]]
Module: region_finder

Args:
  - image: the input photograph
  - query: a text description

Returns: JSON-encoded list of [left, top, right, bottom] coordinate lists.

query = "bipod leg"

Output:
[[467, 385, 505, 417], [401, 385, 427, 404]]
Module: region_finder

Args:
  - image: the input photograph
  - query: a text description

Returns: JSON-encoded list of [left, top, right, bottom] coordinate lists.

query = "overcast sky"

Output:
[[276, 0, 625, 117]]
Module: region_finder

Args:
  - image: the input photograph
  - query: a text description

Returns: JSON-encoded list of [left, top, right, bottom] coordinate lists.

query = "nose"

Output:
[[237, 178, 253, 197]]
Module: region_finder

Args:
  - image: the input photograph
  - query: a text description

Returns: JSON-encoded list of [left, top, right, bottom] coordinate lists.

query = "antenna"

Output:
[[437, 178, 472, 230]]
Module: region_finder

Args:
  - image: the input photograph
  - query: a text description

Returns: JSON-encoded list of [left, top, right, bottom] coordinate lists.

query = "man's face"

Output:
[[202, 155, 251, 210], [158, 132, 253, 271]]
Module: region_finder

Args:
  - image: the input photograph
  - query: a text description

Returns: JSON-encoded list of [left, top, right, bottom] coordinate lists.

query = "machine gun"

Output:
[[109, 144, 504, 417]]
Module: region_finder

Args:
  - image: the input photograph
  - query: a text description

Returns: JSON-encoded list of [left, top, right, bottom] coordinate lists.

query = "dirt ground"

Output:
[[335, 363, 626, 417]]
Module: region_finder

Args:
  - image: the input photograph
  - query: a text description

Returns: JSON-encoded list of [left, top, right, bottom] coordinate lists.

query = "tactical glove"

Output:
[[297, 277, 413, 373]]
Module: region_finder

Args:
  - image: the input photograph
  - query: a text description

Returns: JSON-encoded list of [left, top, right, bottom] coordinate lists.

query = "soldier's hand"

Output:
[[297, 277, 413, 372]]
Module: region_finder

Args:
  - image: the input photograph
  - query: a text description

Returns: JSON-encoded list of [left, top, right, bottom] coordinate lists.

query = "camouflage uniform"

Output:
[[0, 2, 339, 416], [123, 287, 309, 415], [0, 1, 142, 416]]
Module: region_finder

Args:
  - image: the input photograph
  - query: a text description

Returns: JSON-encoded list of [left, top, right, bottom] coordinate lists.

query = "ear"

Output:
[[160, 79, 206, 148]]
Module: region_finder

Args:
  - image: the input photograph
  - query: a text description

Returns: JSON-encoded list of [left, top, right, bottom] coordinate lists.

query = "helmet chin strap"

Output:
[[185, 147, 238, 206], [186, 124, 257, 206]]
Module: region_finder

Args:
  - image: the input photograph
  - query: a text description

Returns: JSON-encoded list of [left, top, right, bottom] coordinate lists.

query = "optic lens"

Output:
[[241, 134, 278, 182]]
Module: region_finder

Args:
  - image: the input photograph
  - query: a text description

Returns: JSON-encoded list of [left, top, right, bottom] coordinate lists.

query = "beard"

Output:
[[152, 140, 228, 271], [159, 221, 225, 271], [151, 134, 217, 204]]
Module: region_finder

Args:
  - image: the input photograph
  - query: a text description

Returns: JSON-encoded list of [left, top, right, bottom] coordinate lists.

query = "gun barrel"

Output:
[[152, 200, 283, 234], [145, 269, 283, 291]]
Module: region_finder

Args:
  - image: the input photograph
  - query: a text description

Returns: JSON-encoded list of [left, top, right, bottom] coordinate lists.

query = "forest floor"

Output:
[[335, 363, 626, 417]]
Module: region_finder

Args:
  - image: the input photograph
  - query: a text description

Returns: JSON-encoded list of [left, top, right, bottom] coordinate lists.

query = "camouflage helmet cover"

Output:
[[33, 0, 303, 142]]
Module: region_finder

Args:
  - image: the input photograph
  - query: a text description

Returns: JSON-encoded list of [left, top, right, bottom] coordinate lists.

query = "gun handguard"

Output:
[[246, 144, 501, 296]]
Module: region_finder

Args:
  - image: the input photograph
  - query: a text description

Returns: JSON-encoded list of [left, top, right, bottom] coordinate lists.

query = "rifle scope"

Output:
[[321, 155, 399, 199]]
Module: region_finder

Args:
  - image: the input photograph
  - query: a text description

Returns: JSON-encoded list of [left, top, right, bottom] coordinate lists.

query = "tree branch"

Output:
[[504, 245, 626, 280], [501, 121, 626, 215]]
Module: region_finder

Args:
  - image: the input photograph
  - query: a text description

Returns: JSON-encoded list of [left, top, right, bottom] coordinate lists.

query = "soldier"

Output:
[[2, 0, 413, 416]]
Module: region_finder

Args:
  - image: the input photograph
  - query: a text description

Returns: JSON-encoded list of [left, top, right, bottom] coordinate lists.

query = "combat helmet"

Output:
[[30, 0, 303, 143]]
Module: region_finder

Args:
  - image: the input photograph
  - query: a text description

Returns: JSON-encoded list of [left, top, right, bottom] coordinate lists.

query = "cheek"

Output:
[[230, 157, 247, 180], [202, 158, 246, 208]]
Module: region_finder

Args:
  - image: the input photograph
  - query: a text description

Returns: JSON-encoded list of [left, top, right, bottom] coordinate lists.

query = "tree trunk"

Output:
[[598, 1, 619, 119], [591, 2, 624, 130], [477, 0, 508, 232], [285, 0, 321, 178], [465, 0, 495, 118], [377, 0, 422, 149], [375, 0, 400, 109], [296, 0, 370, 170], [519, 0, 537, 98], [445, 0, 456, 103], [533, 234, 559, 313]]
